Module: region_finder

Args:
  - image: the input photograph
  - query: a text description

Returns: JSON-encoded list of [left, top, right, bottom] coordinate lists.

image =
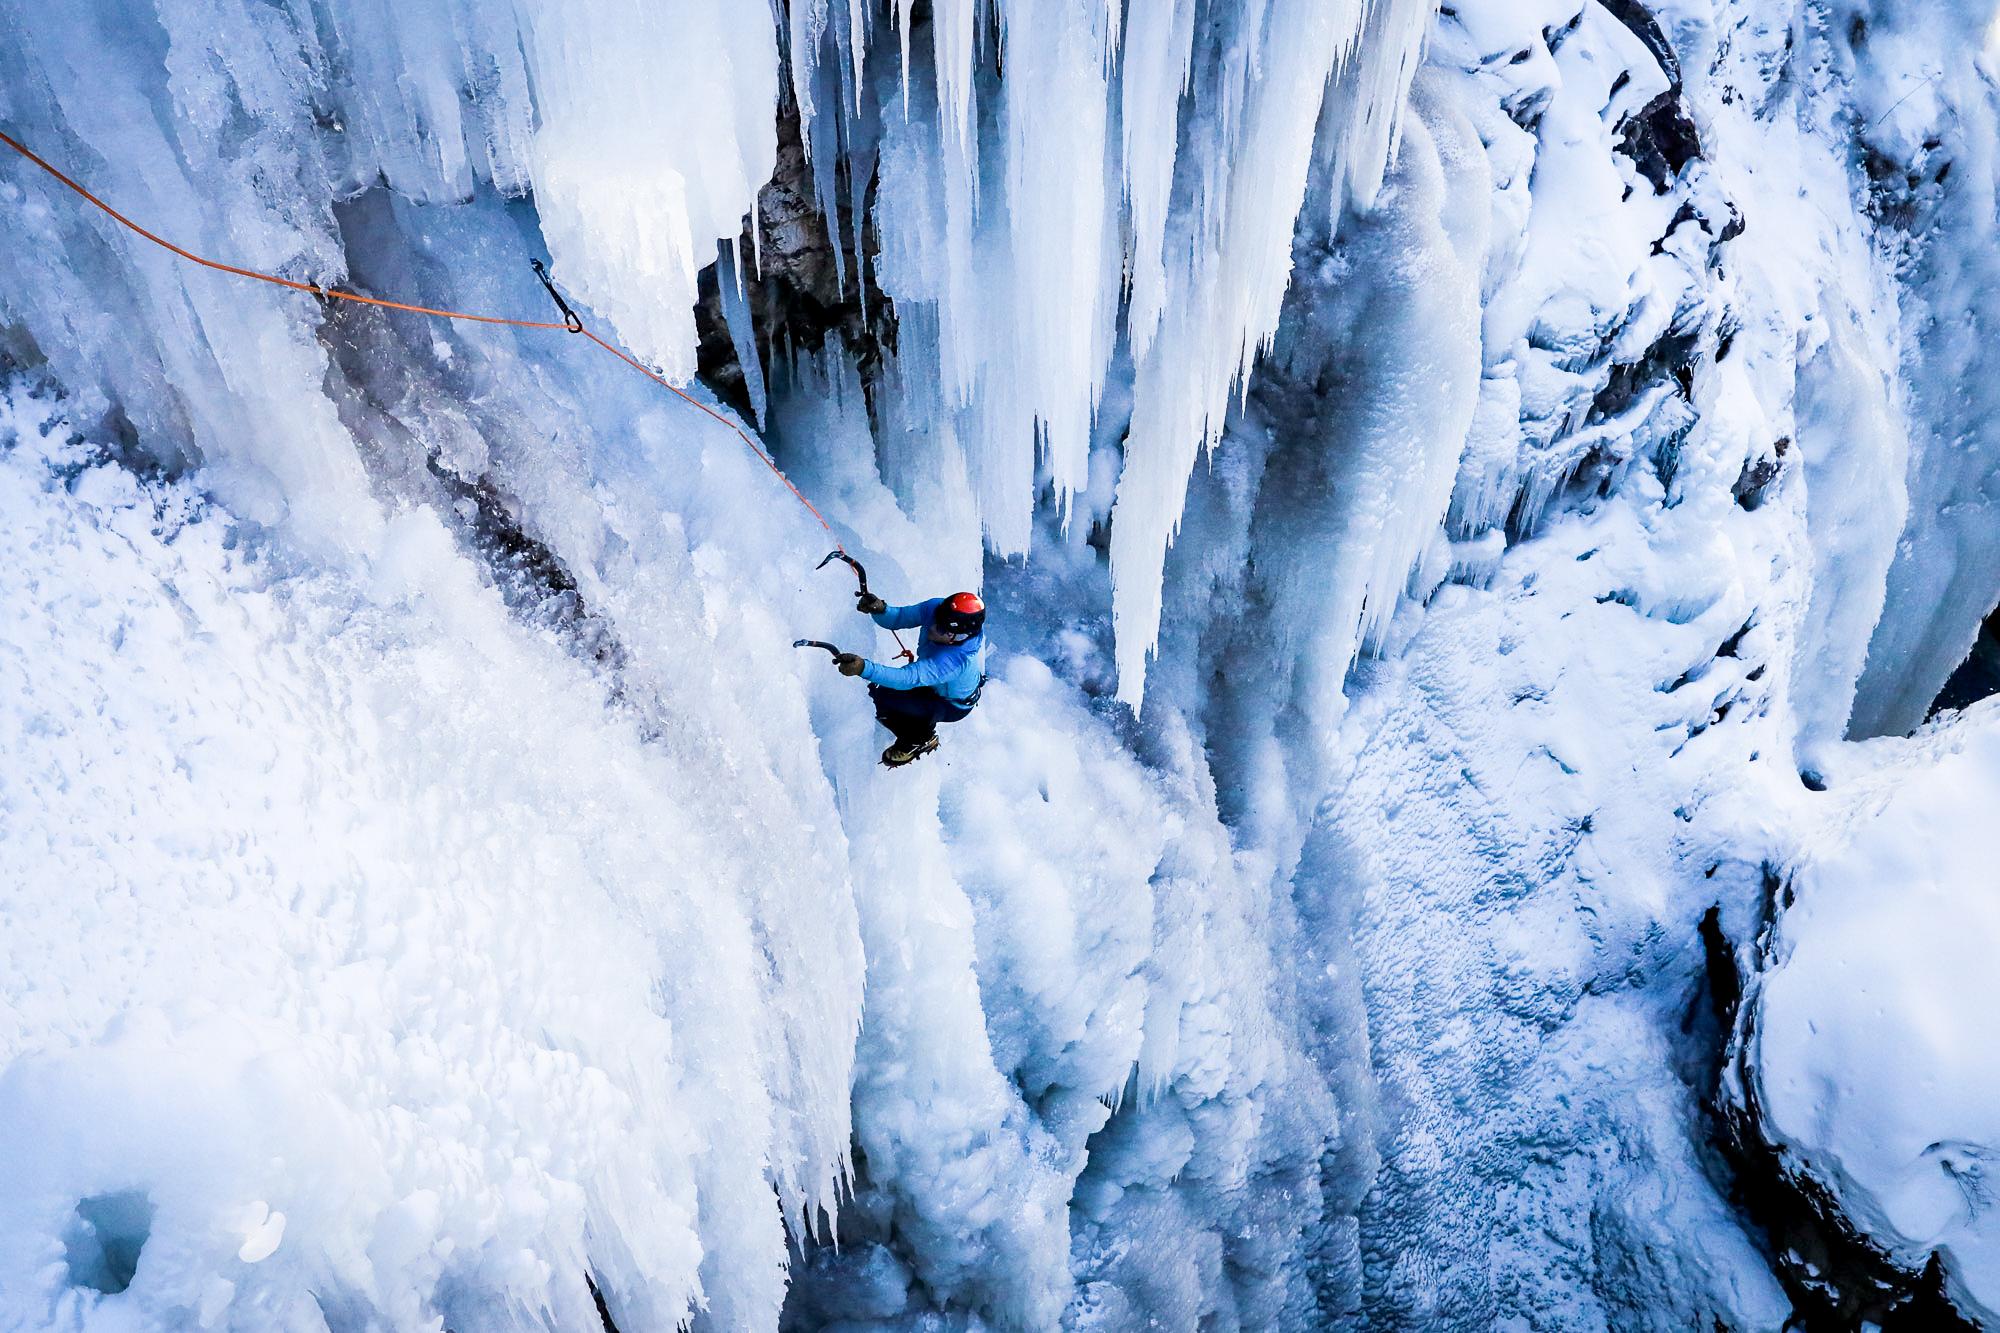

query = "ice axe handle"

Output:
[[793, 639, 842, 659]]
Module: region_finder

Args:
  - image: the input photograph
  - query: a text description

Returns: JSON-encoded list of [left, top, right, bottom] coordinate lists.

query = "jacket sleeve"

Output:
[[862, 641, 973, 691], [872, 597, 939, 631]]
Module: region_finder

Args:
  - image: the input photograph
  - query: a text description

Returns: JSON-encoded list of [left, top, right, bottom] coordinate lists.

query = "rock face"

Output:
[[694, 96, 898, 426], [1722, 1082, 1976, 1331], [1932, 608, 2000, 720]]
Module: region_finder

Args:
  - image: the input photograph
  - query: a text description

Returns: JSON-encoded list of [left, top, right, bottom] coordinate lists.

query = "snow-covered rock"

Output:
[[1735, 702, 2000, 1325]]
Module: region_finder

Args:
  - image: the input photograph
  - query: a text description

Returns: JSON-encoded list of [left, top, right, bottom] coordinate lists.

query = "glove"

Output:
[[856, 591, 887, 616], [834, 652, 866, 677]]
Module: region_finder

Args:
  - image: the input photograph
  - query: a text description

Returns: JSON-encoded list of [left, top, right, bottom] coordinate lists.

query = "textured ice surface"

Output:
[[1837, 0, 2000, 739], [0, 386, 862, 1331]]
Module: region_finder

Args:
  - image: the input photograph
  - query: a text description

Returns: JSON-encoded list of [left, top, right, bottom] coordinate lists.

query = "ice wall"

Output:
[[0, 384, 864, 1331], [0, 6, 882, 1307], [765, 362, 1348, 1328], [0, 0, 1434, 712], [1125, 0, 1801, 1320], [6, 0, 2000, 1326], [0, 1, 1446, 1323], [1123, 0, 1995, 1322]]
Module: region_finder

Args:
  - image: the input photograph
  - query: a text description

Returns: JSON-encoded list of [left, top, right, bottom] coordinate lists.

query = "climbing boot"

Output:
[[880, 735, 940, 768]]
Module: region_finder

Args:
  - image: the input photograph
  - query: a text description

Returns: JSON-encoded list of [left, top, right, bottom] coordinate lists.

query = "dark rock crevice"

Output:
[[693, 72, 899, 428], [1599, 0, 1702, 194], [309, 230, 629, 680], [1929, 603, 2000, 720]]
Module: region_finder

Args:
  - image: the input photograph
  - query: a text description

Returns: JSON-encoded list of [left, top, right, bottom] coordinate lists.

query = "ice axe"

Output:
[[794, 640, 867, 677], [815, 549, 917, 661], [816, 550, 875, 603]]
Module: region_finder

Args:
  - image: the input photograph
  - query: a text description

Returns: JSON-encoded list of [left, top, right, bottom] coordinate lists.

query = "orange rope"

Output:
[[0, 129, 575, 331], [577, 327, 843, 537], [0, 125, 917, 661]]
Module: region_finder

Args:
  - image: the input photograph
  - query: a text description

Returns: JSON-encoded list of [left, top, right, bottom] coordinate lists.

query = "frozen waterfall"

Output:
[[4, 0, 2000, 1329]]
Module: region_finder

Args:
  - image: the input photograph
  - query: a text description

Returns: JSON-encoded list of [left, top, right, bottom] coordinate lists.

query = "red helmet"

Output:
[[934, 591, 986, 639]]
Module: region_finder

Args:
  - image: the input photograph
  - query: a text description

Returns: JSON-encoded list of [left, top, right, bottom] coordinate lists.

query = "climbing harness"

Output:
[[0, 127, 869, 588]]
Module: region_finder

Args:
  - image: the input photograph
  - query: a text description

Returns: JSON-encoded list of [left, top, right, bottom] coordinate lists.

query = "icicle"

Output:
[[1111, 0, 1390, 710], [932, 0, 978, 152], [717, 237, 768, 427], [516, 0, 780, 381], [789, 0, 830, 158], [816, 0, 1430, 701], [1323, 0, 1434, 219], [788, 0, 854, 294], [1119, 0, 1199, 360], [999, 0, 1118, 503], [847, 0, 870, 117], [809, 44, 850, 291], [895, 0, 916, 113]]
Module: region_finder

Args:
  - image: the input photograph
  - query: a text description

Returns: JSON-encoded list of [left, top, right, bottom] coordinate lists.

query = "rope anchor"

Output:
[[530, 258, 584, 333]]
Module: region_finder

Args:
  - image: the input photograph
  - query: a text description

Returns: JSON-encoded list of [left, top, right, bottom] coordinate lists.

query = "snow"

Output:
[[1327, 474, 1796, 1326], [1751, 702, 2000, 1321], [0, 387, 861, 1330]]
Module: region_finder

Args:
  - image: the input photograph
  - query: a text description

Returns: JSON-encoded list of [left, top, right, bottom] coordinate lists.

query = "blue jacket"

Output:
[[862, 598, 987, 703]]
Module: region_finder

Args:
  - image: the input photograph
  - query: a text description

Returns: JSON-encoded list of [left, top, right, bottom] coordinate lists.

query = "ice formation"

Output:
[[793, 0, 1438, 705], [1, 0, 1999, 1328], [0, 380, 867, 1330]]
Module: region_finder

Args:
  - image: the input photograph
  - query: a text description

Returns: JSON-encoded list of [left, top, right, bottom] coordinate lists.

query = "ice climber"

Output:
[[829, 589, 987, 767]]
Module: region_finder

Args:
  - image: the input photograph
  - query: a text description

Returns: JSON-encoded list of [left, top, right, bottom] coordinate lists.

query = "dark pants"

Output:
[[869, 684, 973, 746]]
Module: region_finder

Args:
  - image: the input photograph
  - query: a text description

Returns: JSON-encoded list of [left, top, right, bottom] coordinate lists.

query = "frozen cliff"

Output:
[[1, 0, 1998, 1328]]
